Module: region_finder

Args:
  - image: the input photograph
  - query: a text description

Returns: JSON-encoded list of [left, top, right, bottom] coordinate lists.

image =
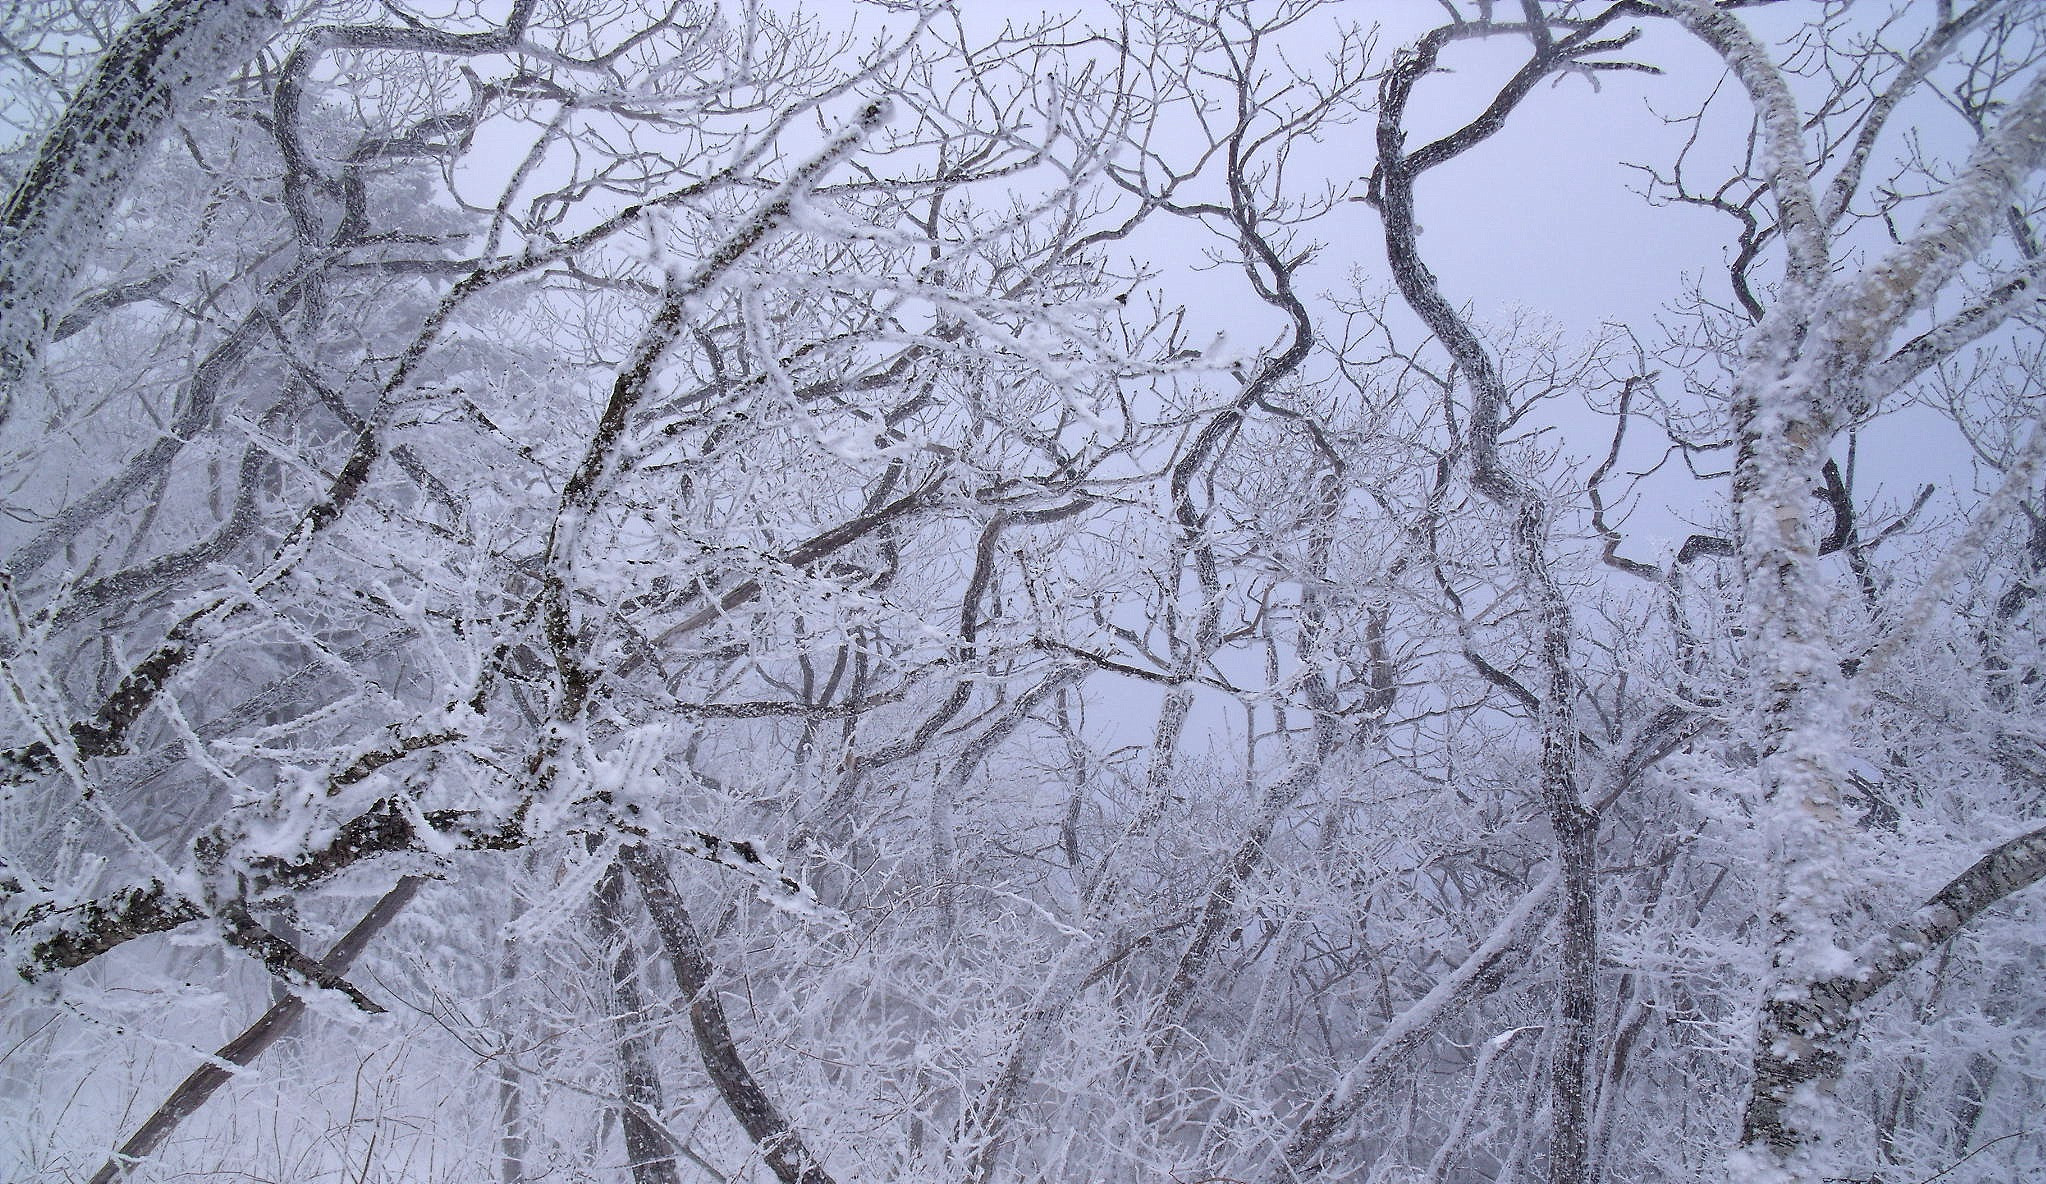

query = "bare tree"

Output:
[[6, 4, 2046, 1184]]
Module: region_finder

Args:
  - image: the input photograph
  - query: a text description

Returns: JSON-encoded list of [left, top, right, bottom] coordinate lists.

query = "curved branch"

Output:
[[1666, 0, 1829, 290], [1369, 18, 1610, 1179], [1852, 822, 2046, 1006], [1740, 823, 2046, 1164], [1816, 1, 2008, 226]]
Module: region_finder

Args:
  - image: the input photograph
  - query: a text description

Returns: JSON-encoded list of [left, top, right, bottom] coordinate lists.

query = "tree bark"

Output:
[[1366, 19, 1639, 1181], [0, 0, 280, 420], [1738, 824, 2046, 1170], [619, 844, 835, 1184], [87, 877, 420, 1184], [595, 864, 683, 1184]]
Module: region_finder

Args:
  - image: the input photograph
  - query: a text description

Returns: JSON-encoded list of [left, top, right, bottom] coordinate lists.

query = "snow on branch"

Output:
[[0, 0, 281, 420], [664, 829, 842, 927]]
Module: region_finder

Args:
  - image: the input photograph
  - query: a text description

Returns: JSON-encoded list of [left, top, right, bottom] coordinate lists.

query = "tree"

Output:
[[5, 3, 2046, 1184], [1, 0, 1162, 1175]]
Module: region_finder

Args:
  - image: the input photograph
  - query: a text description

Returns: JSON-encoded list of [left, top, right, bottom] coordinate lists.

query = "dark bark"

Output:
[[1365, 12, 1649, 1182], [619, 844, 835, 1184], [595, 864, 683, 1184], [87, 877, 420, 1184], [12, 788, 470, 984], [0, 0, 281, 418]]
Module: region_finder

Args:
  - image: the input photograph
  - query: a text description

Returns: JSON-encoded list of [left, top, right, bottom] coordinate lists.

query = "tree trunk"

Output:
[[0, 0, 279, 419], [620, 844, 836, 1184], [88, 877, 420, 1184], [595, 864, 683, 1184]]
